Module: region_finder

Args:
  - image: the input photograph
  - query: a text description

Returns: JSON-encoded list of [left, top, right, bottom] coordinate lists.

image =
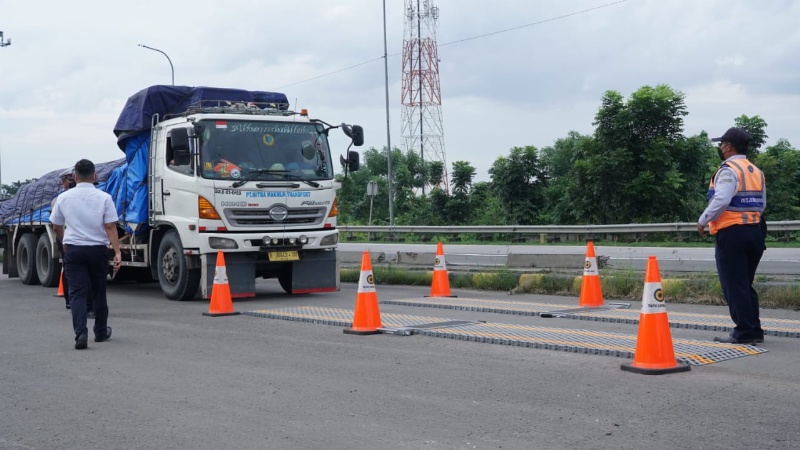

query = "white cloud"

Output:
[[0, 0, 798, 185]]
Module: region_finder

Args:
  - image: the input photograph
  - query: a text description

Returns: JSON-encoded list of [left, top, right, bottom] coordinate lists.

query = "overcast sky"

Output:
[[1, 0, 798, 185]]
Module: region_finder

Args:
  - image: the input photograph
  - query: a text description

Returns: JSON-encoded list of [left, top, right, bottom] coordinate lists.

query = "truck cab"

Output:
[[148, 103, 361, 300]]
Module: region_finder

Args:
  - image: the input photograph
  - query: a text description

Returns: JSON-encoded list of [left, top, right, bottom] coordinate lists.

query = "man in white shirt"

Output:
[[50, 159, 122, 350]]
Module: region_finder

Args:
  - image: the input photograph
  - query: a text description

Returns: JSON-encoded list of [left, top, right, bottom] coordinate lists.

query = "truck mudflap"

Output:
[[201, 252, 256, 299], [199, 249, 339, 298], [286, 250, 338, 294]]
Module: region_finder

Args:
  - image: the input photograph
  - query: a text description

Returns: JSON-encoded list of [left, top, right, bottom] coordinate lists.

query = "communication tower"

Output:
[[401, 0, 447, 193]]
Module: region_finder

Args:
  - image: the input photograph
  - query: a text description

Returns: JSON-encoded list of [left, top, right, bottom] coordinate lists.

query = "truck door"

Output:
[[159, 127, 200, 230]]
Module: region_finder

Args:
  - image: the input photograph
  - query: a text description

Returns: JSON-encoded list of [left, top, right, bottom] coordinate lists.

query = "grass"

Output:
[[341, 266, 800, 311]]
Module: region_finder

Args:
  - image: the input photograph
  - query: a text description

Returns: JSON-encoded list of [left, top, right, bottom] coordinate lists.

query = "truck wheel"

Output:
[[157, 231, 200, 301], [278, 268, 293, 294], [16, 233, 40, 285], [36, 234, 61, 288]]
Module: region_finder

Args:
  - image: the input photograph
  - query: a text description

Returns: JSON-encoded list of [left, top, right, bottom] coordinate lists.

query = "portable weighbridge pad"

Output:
[[244, 307, 768, 366], [380, 297, 800, 338]]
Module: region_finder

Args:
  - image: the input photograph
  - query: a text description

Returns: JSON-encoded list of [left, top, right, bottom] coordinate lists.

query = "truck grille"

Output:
[[223, 207, 325, 227]]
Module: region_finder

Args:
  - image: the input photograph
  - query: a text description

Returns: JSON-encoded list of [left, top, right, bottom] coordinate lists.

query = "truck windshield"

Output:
[[197, 120, 333, 182]]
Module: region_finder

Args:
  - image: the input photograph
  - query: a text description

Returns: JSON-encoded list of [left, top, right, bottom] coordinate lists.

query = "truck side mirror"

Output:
[[347, 150, 360, 172], [341, 124, 364, 147], [169, 128, 190, 151], [350, 125, 364, 146], [173, 149, 191, 166]]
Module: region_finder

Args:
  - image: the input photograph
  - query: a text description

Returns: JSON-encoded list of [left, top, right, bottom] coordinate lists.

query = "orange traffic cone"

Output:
[[427, 242, 455, 297], [343, 251, 382, 335], [203, 252, 241, 317], [54, 269, 65, 297], [621, 256, 690, 375], [578, 241, 604, 307]]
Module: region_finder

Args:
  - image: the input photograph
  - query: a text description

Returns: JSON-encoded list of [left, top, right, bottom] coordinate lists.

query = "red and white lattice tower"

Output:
[[401, 0, 447, 193]]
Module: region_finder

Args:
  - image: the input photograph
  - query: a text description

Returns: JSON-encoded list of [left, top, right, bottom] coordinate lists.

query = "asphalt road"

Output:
[[2, 275, 800, 450]]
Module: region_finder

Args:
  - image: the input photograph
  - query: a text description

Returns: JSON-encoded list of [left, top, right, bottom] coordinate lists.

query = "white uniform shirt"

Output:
[[50, 183, 119, 246]]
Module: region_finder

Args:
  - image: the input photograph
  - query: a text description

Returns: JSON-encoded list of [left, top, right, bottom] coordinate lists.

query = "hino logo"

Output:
[[269, 205, 289, 221]]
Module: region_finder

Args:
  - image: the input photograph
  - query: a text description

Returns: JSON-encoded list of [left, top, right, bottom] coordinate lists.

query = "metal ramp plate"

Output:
[[381, 297, 800, 338], [244, 307, 767, 366], [244, 306, 455, 329]]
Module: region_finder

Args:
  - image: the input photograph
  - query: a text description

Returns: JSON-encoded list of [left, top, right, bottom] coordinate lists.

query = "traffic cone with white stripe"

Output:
[[203, 251, 240, 317], [621, 256, 690, 375], [578, 241, 604, 307], [427, 242, 455, 297], [343, 251, 383, 335], [54, 269, 65, 297]]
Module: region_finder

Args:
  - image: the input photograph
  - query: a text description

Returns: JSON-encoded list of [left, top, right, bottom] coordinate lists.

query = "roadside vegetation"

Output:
[[335, 85, 799, 232]]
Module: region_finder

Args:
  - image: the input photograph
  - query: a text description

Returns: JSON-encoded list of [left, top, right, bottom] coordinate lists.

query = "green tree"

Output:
[[469, 181, 506, 225], [488, 146, 546, 225], [733, 115, 768, 156], [540, 131, 593, 224], [450, 160, 476, 195], [580, 85, 706, 223], [428, 161, 445, 189], [753, 139, 800, 220]]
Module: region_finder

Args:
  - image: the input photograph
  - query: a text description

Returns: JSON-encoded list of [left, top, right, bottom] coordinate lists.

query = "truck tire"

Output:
[[16, 233, 40, 285], [36, 234, 61, 288], [157, 230, 200, 301]]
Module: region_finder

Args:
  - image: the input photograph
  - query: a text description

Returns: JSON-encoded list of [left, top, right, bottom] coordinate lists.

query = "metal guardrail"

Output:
[[340, 221, 800, 239]]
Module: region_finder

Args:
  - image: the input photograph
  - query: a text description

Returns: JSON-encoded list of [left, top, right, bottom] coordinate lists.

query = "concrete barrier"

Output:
[[506, 254, 583, 270], [340, 251, 584, 272]]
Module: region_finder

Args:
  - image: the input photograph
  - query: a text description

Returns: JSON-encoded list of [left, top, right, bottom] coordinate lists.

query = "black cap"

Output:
[[711, 127, 750, 144]]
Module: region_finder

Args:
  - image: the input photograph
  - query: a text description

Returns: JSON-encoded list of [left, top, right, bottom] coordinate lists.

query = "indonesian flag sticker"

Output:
[[215, 121, 227, 129]]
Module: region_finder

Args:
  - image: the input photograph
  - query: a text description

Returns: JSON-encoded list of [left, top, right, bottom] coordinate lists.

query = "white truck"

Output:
[[0, 85, 363, 300]]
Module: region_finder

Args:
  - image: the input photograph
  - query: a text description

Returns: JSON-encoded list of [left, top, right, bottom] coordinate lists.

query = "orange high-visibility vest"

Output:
[[707, 158, 765, 235]]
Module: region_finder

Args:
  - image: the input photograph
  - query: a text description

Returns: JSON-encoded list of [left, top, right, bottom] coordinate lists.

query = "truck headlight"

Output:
[[209, 237, 238, 249], [319, 233, 338, 246]]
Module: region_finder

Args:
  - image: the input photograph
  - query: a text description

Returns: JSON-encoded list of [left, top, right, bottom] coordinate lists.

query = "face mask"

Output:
[[717, 148, 725, 161]]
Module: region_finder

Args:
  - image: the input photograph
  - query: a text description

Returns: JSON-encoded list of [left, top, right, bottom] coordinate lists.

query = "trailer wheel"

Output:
[[157, 230, 200, 301], [278, 268, 293, 294], [16, 233, 40, 285], [36, 234, 61, 288]]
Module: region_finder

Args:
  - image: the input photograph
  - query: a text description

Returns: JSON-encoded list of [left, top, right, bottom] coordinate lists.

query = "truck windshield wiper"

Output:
[[231, 179, 250, 188], [249, 168, 320, 188]]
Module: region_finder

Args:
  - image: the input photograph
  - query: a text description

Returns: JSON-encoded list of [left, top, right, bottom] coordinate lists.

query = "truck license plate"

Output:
[[268, 250, 299, 262]]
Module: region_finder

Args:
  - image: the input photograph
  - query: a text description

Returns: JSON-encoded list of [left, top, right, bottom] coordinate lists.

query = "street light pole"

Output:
[[138, 44, 174, 85], [382, 0, 395, 226]]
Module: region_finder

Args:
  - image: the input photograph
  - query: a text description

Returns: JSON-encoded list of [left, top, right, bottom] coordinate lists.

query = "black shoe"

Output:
[[713, 335, 757, 345], [65, 302, 71, 310], [88, 310, 95, 319], [75, 334, 88, 350], [95, 326, 112, 343]]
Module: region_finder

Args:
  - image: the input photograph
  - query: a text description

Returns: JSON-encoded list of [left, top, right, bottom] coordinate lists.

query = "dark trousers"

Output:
[[59, 241, 93, 312], [64, 245, 109, 338], [715, 224, 764, 339]]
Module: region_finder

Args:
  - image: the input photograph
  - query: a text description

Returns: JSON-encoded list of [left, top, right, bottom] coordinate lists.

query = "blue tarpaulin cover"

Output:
[[2, 86, 288, 234], [0, 159, 125, 226]]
